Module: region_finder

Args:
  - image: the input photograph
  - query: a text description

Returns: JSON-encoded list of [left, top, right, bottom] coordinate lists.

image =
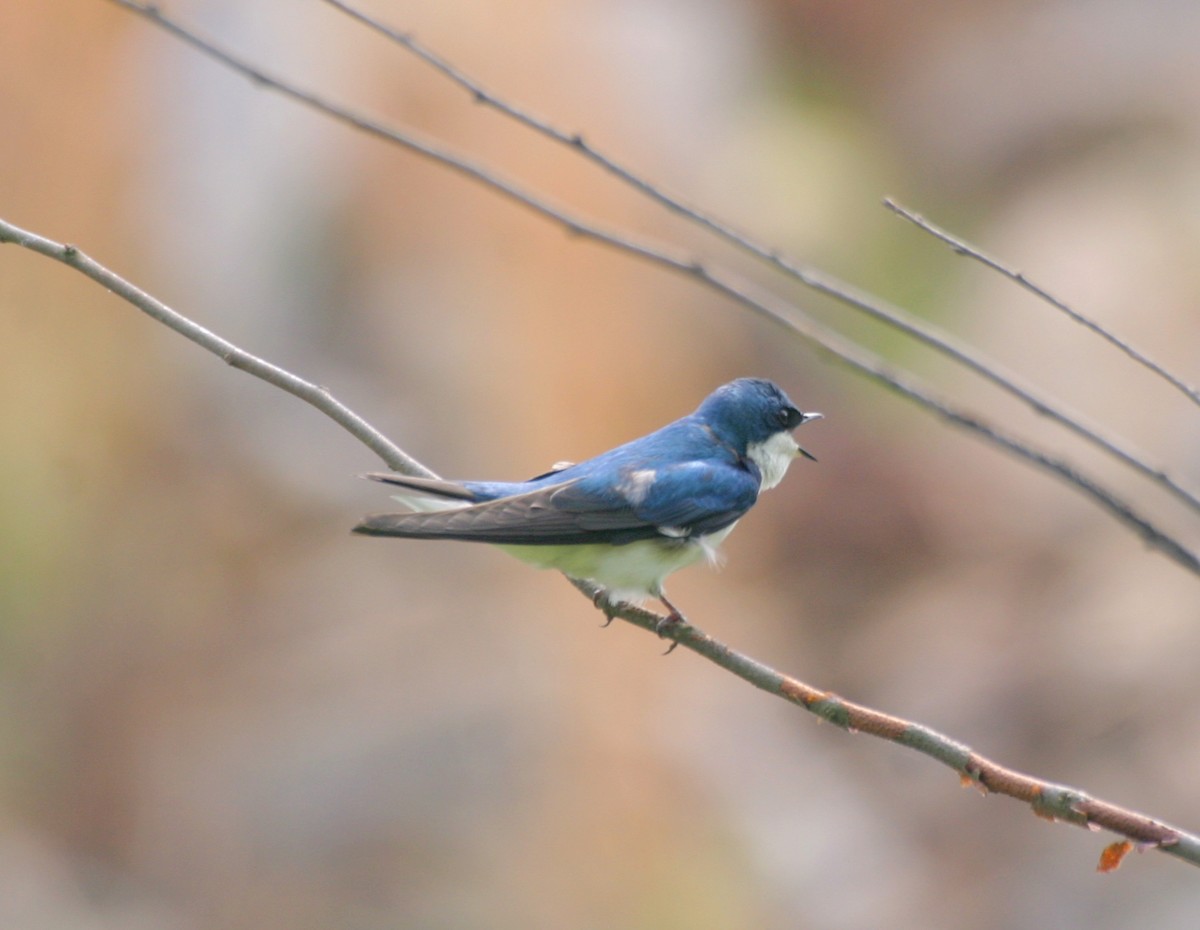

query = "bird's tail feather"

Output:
[[354, 511, 454, 538], [362, 472, 475, 500], [361, 472, 476, 514]]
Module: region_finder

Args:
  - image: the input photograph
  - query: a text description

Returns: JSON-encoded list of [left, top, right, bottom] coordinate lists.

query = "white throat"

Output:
[[746, 431, 799, 489]]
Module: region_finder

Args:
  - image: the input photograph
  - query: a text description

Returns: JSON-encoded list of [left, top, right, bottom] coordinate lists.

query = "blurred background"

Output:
[[3, 1, 1200, 927]]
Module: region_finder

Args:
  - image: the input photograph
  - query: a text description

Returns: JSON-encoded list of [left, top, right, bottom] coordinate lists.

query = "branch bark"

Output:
[[884, 198, 1200, 409], [0, 219, 433, 479]]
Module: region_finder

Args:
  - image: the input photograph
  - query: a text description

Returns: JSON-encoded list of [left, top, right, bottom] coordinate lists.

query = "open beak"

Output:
[[794, 411, 822, 462]]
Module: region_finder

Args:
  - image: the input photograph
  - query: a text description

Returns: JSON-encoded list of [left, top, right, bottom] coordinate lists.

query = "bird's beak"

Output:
[[794, 411, 822, 462]]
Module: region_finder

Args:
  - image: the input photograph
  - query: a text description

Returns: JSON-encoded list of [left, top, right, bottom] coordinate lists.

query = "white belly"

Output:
[[498, 522, 738, 601]]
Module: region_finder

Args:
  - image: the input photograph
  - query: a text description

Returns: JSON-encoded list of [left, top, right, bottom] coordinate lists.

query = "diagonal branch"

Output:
[[104, 0, 1200, 578], [3, 211, 1197, 869], [884, 198, 1200, 409], [319, 0, 1200, 518], [0, 217, 433, 480], [568, 577, 1200, 871]]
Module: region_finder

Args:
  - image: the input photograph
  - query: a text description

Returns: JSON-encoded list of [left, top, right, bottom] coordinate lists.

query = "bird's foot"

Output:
[[655, 594, 687, 655], [591, 588, 686, 655], [592, 589, 618, 627]]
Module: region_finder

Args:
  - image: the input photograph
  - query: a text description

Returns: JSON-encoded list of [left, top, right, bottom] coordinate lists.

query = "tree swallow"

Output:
[[354, 378, 821, 634]]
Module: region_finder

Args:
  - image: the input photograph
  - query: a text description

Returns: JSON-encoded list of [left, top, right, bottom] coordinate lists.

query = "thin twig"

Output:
[[3, 215, 1196, 869], [0, 217, 434, 480], [105, 0, 1200, 578], [319, 0, 1200, 518], [884, 198, 1200, 409]]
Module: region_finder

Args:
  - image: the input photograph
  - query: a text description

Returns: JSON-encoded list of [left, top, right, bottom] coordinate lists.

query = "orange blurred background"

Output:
[[2, 1, 1199, 927]]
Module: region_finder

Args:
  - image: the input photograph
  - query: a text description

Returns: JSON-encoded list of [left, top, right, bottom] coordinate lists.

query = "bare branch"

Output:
[[320, 0, 1200, 519], [884, 198, 1200, 409], [567, 578, 1200, 869], [4, 209, 1197, 868], [105, 0, 1200, 578], [0, 217, 434, 480]]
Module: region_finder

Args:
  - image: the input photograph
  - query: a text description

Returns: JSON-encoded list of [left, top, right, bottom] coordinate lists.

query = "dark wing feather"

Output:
[[591, 460, 758, 535], [354, 461, 760, 546], [354, 479, 653, 545], [361, 472, 479, 502]]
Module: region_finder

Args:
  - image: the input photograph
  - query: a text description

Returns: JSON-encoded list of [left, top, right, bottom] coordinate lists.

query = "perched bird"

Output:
[[354, 378, 821, 635]]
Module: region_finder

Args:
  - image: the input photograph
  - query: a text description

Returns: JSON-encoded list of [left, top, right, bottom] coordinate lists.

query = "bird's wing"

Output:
[[355, 479, 622, 544], [354, 461, 758, 546], [606, 460, 759, 536]]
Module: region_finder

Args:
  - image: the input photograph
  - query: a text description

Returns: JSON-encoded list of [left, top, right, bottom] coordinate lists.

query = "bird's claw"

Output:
[[592, 589, 618, 627], [655, 610, 685, 655], [592, 589, 686, 655]]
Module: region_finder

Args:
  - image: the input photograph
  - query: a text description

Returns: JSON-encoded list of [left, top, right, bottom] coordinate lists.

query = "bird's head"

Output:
[[695, 378, 822, 487]]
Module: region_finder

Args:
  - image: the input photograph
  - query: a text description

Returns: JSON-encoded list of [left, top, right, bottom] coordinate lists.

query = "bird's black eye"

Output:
[[777, 407, 802, 429]]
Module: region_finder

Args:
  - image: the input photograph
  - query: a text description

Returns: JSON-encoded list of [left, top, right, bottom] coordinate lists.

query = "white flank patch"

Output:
[[618, 468, 657, 506], [696, 522, 736, 565], [388, 492, 469, 514], [746, 430, 800, 489]]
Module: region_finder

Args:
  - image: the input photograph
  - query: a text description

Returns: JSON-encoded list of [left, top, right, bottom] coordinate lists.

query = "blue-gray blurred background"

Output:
[[2, 1, 1199, 927]]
